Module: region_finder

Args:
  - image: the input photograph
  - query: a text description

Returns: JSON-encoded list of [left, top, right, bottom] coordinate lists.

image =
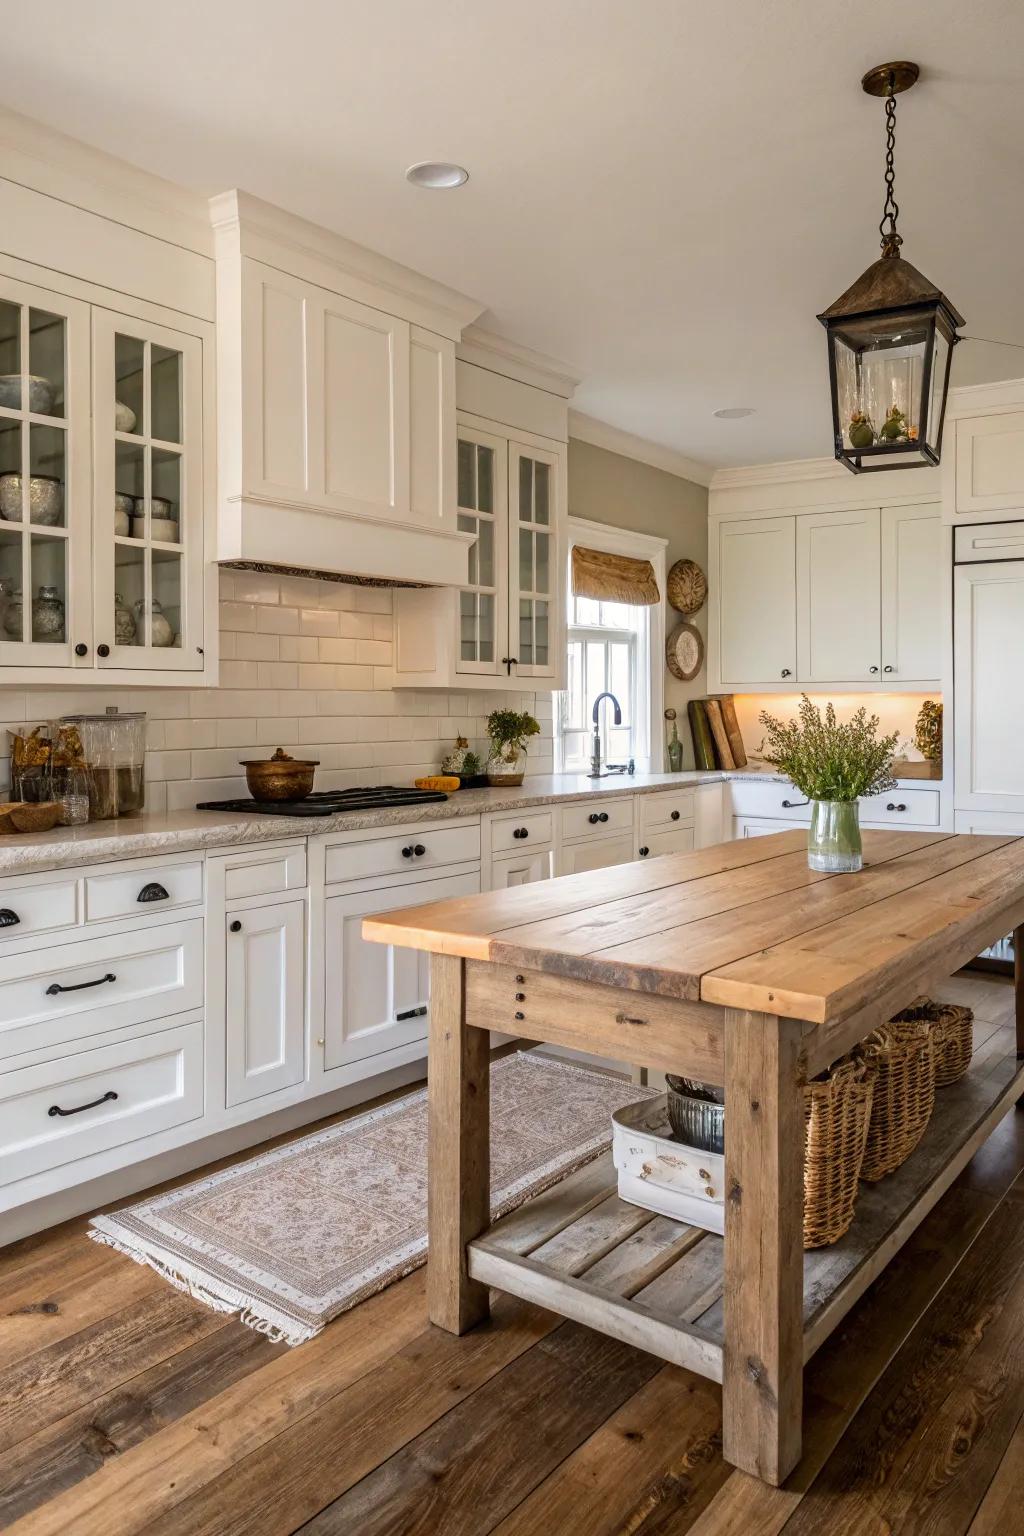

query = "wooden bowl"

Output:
[[8, 800, 62, 833], [239, 747, 319, 801]]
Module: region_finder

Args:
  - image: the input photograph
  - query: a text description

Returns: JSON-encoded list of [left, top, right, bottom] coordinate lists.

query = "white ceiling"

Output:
[[7, 0, 1024, 469]]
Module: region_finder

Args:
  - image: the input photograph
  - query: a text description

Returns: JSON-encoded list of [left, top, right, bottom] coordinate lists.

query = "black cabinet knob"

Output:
[[884, 664, 895, 673], [670, 810, 680, 821], [402, 846, 414, 858], [639, 846, 649, 857], [97, 643, 110, 658], [886, 802, 908, 813], [229, 919, 242, 932], [74, 642, 88, 657], [869, 665, 879, 674], [588, 813, 600, 824], [599, 812, 609, 823], [413, 844, 426, 857], [781, 668, 792, 678], [512, 827, 529, 840]]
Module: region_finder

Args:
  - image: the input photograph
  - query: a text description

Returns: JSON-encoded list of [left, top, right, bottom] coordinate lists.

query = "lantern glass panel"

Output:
[[926, 321, 952, 450], [832, 314, 930, 452]]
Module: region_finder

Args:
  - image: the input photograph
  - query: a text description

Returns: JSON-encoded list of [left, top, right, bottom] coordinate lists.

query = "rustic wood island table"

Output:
[[364, 829, 1024, 1486]]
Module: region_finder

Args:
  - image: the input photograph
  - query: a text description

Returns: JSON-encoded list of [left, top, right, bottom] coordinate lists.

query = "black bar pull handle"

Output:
[[49, 1090, 118, 1118], [395, 1004, 428, 1021], [781, 798, 809, 809], [46, 972, 116, 997]]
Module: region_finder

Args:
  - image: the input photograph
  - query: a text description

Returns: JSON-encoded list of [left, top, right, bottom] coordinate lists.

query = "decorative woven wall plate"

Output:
[[666, 621, 704, 681], [666, 558, 708, 615]]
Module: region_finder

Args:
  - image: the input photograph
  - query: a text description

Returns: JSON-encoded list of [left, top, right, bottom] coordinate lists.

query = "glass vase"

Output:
[[486, 747, 526, 787], [808, 799, 862, 872]]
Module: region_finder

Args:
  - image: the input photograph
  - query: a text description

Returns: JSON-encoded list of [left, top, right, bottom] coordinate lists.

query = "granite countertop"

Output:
[[0, 761, 942, 877]]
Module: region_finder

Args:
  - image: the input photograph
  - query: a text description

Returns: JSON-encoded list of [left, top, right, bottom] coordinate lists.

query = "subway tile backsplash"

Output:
[[0, 570, 554, 813]]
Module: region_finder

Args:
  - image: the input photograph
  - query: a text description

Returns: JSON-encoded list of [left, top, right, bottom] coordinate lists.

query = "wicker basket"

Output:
[[891, 996, 974, 1087], [857, 1019, 936, 1181], [802, 1057, 875, 1248]]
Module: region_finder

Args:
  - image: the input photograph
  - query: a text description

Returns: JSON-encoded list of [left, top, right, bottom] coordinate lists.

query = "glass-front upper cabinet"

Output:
[[456, 424, 508, 675], [92, 309, 205, 671], [509, 440, 559, 680], [0, 275, 91, 669]]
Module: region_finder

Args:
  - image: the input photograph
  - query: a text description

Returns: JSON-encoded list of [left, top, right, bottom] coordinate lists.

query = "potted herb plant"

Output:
[[759, 696, 899, 871], [485, 708, 541, 787]]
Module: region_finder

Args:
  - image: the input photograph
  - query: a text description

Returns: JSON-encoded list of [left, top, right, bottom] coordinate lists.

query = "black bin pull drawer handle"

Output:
[[46, 972, 116, 997], [395, 1004, 428, 1022], [137, 881, 169, 903], [0, 908, 20, 928], [887, 802, 908, 812], [781, 798, 809, 809], [49, 1089, 118, 1118]]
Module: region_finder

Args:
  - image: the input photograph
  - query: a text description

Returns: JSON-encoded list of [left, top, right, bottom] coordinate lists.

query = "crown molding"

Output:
[[946, 374, 1024, 416], [568, 411, 714, 488], [0, 105, 213, 256], [457, 324, 580, 398], [709, 455, 846, 491], [209, 189, 486, 339]]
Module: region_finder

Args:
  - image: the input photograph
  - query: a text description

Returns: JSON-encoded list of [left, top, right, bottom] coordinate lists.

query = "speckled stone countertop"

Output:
[[0, 761, 941, 877]]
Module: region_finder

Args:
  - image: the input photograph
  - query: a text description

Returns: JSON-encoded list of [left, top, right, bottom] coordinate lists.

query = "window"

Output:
[[555, 520, 666, 775]]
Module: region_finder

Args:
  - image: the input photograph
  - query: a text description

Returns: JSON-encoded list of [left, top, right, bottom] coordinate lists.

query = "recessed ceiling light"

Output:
[[713, 406, 756, 419], [405, 161, 469, 189]]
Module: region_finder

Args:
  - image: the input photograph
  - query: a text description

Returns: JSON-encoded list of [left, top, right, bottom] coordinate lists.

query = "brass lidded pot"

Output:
[[239, 746, 319, 801]]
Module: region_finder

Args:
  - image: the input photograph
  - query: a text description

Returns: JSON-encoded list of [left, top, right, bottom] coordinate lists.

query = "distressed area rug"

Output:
[[90, 1051, 653, 1345]]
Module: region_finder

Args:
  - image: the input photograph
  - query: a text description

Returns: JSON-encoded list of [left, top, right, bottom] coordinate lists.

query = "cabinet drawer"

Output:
[[0, 1018, 204, 1185], [0, 918, 204, 1061], [638, 826, 696, 859], [325, 823, 480, 885], [861, 789, 940, 826], [560, 797, 634, 842], [954, 521, 1024, 562], [220, 843, 307, 901], [639, 790, 695, 833], [0, 872, 80, 943], [490, 810, 554, 854], [728, 781, 811, 821], [85, 860, 203, 923]]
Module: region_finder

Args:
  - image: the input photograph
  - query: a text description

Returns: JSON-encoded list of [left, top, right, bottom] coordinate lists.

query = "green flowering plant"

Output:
[[758, 696, 898, 802], [486, 708, 541, 765]]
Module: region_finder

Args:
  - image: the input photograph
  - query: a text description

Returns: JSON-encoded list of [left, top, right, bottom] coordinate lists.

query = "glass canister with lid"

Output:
[[62, 707, 147, 820]]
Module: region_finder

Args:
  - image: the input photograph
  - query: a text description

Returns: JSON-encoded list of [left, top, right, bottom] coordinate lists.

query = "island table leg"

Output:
[[722, 1007, 806, 1486], [1015, 925, 1024, 1061], [427, 952, 491, 1334]]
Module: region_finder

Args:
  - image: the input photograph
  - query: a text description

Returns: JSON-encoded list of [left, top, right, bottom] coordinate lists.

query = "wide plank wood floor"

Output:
[[3, 970, 1024, 1536]]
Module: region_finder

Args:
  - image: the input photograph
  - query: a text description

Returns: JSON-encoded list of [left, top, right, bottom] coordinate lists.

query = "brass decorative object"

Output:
[[239, 746, 319, 801], [818, 63, 963, 472], [666, 558, 708, 615]]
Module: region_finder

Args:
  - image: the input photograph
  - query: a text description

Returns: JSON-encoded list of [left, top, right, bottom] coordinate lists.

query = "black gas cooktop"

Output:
[[196, 786, 450, 817]]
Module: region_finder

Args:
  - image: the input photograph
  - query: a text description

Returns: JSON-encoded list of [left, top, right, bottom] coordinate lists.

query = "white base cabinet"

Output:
[[224, 898, 306, 1108], [954, 557, 1024, 817]]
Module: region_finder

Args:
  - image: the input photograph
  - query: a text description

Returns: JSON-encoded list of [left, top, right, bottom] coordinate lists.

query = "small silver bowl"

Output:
[[665, 1075, 725, 1154], [0, 473, 64, 526], [0, 374, 55, 414]]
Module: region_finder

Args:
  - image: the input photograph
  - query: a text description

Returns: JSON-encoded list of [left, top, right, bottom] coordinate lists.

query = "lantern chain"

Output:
[[879, 71, 902, 255]]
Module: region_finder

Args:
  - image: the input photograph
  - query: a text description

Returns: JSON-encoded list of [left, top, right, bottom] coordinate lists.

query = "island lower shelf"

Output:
[[468, 1020, 1024, 1381]]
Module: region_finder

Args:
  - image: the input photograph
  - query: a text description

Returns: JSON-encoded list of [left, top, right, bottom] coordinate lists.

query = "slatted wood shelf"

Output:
[[468, 1021, 1024, 1383]]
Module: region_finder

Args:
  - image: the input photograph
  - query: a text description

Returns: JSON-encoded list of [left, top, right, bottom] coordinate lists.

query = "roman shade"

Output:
[[571, 544, 661, 606]]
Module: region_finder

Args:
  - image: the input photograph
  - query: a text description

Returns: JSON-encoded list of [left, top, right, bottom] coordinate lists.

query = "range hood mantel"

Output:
[[211, 190, 484, 586]]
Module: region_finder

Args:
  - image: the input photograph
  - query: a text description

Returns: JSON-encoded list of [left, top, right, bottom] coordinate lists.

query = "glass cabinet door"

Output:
[[92, 309, 204, 670], [455, 424, 507, 675], [0, 275, 91, 669], [508, 440, 560, 679]]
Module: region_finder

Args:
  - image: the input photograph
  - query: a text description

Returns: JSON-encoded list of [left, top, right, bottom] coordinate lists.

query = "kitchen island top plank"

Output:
[[364, 831, 1024, 1026]]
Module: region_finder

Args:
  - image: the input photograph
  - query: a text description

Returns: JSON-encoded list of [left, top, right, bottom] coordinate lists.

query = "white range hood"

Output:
[[210, 191, 483, 585]]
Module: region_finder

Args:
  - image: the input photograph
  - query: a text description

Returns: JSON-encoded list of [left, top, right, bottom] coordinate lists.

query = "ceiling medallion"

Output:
[[817, 63, 964, 473]]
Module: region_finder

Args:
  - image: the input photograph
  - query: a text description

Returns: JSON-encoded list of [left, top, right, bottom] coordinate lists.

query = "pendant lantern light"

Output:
[[818, 63, 964, 472]]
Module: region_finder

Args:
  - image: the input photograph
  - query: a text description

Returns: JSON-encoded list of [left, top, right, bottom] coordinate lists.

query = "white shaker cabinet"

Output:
[[952, 411, 1024, 519], [715, 516, 797, 688], [225, 898, 306, 1107], [796, 507, 881, 683], [880, 503, 942, 682], [954, 559, 1024, 816]]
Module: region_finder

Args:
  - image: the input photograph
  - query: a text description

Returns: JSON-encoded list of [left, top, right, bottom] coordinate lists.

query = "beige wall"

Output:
[[568, 438, 709, 769]]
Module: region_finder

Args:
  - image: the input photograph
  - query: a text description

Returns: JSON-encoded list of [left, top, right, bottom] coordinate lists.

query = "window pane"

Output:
[[459, 512, 478, 585], [478, 593, 494, 662], [519, 599, 533, 665], [151, 548, 182, 647], [0, 527, 24, 640], [0, 420, 23, 515], [566, 640, 584, 729], [519, 457, 532, 521], [574, 594, 600, 626], [534, 598, 548, 667], [29, 424, 66, 528], [519, 527, 533, 593], [459, 589, 476, 661], [457, 439, 474, 507], [477, 515, 494, 587], [0, 301, 20, 390], [609, 642, 631, 724], [476, 445, 493, 513], [29, 309, 65, 419], [30, 533, 66, 642], [151, 345, 182, 443], [151, 449, 181, 542], [533, 461, 550, 525], [115, 334, 145, 436], [586, 640, 607, 699]]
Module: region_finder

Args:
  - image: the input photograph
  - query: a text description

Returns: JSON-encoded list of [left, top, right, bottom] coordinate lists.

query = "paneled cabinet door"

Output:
[[558, 832, 635, 876], [508, 439, 560, 680], [717, 516, 796, 687], [954, 561, 1024, 814], [954, 412, 1024, 517], [225, 898, 306, 1107], [881, 503, 941, 683], [0, 273, 92, 671], [323, 870, 479, 1071], [796, 507, 880, 682], [92, 309, 205, 671], [489, 847, 553, 889], [456, 424, 508, 675]]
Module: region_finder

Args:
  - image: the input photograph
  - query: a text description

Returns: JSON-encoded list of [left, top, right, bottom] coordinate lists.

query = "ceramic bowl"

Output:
[[0, 473, 64, 525], [114, 493, 134, 536], [8, 800, 62, 833], [151, 517, 179, 543], [0, 374, 55, 414], [114, 399, 137, 433], [134, 496, 172, 519]]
